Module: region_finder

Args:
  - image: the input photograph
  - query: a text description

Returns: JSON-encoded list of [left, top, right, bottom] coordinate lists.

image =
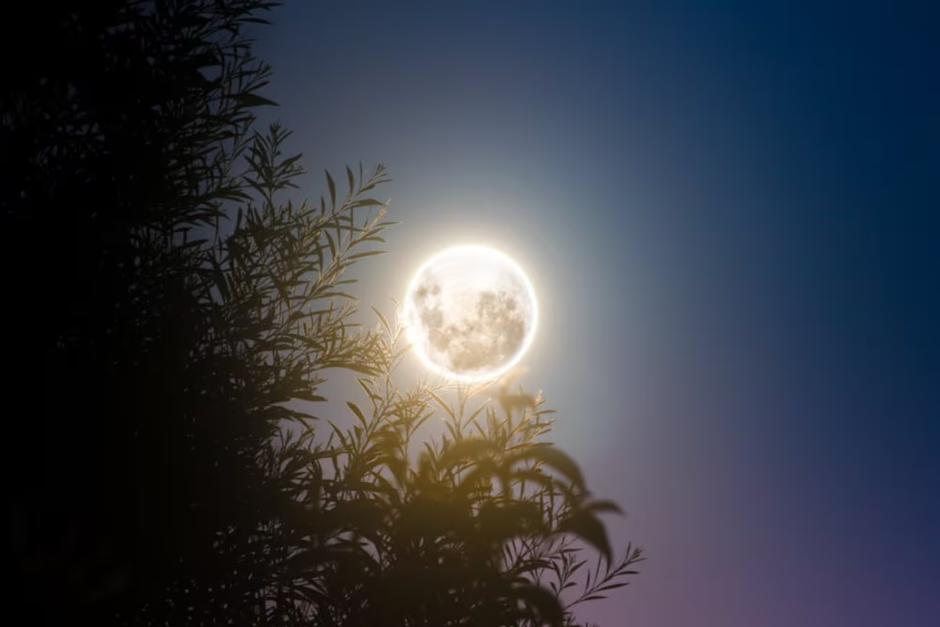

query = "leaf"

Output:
[[238, 92, 278, 107], [208, 254, 229, 302], [346, 165, 355, 195], [587, 499, 623, 516], [512, 444, 585, 491], [294, 391, 327, 403], [347, 401, 368, 428], [429, 390, 457, 421], [347, 250, 386, 261], [557, 509, 613, 563], [371, 306, 391, 333], [325, 170, 336, 210]]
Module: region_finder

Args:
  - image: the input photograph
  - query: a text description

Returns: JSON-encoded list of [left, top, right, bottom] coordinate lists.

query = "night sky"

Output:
[[253, 2, 939, 625]]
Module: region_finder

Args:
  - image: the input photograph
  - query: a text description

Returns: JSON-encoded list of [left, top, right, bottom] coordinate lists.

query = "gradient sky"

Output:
[[253, 2, 940, 625]]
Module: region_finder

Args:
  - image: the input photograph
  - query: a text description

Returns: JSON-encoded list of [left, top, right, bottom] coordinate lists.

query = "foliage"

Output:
[[250, 348, 646, 626], [4, 1, 641, 625]]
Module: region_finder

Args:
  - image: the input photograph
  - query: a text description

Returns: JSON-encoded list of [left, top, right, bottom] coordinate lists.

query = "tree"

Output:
[[3, 1, 641, 624]]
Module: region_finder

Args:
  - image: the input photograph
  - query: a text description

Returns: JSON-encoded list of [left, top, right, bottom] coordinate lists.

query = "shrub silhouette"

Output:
[[3, 1, 641, 624]]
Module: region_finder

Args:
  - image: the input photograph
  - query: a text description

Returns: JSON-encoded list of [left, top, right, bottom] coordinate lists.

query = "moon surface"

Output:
[[403, 245, 538, 383]]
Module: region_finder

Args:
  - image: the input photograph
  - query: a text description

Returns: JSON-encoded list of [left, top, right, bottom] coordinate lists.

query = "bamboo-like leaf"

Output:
[[325, 170, 336, 210], [510, 444, 585, 491], [347, 401, 368, 428], [557, 509, 613, 563]]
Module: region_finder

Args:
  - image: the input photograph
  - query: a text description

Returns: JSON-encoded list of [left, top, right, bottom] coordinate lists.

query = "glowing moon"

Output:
[[403, 245, 538, 383]]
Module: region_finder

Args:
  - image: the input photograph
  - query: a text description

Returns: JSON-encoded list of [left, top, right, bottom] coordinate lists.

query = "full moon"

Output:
[[403, 245, 538, 383]]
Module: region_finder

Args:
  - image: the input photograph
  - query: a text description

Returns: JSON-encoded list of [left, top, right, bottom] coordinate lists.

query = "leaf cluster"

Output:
[[3, 2, 641, 625]]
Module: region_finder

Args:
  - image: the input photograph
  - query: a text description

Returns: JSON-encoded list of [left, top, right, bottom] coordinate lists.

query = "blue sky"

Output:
[[254, 2, 939, 624]]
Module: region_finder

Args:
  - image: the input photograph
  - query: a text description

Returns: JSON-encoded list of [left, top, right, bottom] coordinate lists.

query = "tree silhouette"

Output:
[[3, 1, 641, 625]]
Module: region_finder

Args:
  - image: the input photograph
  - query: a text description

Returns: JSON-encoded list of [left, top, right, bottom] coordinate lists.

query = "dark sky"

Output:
[[254, 2, 940, 625]]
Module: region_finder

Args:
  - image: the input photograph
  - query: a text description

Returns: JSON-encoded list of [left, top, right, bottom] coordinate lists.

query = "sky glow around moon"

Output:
[[403, 245, 538, 383]]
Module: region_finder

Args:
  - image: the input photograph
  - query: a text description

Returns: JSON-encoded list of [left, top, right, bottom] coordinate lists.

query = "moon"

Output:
[[403, 245, 538, 383]]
